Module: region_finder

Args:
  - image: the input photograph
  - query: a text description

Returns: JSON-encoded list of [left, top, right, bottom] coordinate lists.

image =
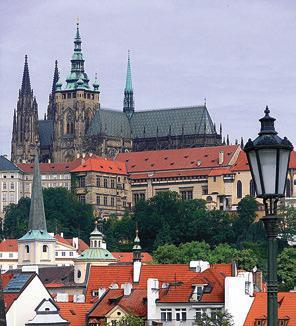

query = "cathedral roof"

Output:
[[0, 156, 20, 171], [87, 105, 215, 139], [38, 120, 54, 147]]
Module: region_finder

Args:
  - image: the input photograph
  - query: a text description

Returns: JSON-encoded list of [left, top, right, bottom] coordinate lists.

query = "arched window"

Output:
[[66, 112, 75, 135], [77, 270, 81, 279], [43, 245, 48, 253], [286, 179, 291, 197], [237, 180, 242, 199], [25, 245, 29, 254], [250, 180, 256, 197]]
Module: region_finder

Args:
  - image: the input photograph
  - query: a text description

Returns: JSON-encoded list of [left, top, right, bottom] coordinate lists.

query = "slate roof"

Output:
[[38, 120, 54, 147], [87, 105, 215, 139], [0, 156, 19, 171]]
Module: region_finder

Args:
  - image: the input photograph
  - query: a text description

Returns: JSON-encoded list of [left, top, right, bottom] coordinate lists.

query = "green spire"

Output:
[[65, 22, 90, 90], [125, 50, 133, 92], [123, 50, 135, 117]]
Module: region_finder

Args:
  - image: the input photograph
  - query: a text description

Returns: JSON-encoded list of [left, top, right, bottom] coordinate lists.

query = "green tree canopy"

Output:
[[3, 188, 94, 242], [278, 247, 296, 290]]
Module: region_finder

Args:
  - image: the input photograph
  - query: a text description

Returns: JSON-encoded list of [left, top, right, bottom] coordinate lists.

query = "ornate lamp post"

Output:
[[244, 106, 293, 326]]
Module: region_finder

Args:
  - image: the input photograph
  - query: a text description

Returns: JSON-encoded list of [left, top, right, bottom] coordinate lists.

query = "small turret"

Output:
[[133, 225, 142, 262]]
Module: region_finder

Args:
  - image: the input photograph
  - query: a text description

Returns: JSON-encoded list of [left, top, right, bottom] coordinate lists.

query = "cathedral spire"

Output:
[[21, 55, 31, 96], [65, 22, 89, 90], [52, 60, 59, 94], [123, 50, 135, 118]]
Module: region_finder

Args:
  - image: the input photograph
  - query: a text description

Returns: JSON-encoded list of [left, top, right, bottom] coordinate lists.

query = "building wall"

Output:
[[6, 276, 51, 326], [72, 171, 131, 218]]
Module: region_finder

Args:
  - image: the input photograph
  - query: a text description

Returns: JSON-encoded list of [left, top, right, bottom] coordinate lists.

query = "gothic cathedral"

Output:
[[11, 23, 222, 163]]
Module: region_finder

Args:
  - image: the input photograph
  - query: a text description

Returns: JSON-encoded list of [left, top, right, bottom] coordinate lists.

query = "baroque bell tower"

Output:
[[11, 55, 40, 163], [52, 22, 100, 162]]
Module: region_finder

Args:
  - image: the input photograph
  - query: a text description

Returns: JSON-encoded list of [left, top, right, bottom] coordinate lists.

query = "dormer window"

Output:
[[191, 285, 204, 301]]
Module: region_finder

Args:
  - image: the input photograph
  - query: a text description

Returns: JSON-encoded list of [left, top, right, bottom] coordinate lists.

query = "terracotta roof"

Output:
[[116, 145, 240, 173], [3, 293, 18, 310], [231, 151, 249, 172], [289, 151, 296, 169], [17, 160, 81, 173], [71, 156, 127, 175], [0, 239, 18, 252], [112, 252, 153, 263], [57, 302, 93, 326], [86, 264, 232, 303], [54, 235, 89, 253], [244, 292, 296, 325], [89, 288, 147, 318], [208, 168, 232, 176], [130, 169, 211, 180]]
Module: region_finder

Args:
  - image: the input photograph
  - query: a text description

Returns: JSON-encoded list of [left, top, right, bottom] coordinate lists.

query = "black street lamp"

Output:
[[244, 106, 293, 326]]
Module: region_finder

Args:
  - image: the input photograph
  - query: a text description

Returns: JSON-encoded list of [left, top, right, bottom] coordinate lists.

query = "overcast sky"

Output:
[[1, 0, 296, 156]]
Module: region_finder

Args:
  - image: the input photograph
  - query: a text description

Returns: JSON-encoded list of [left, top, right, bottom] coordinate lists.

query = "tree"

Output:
[[116, 315, 146, 326], [194, 310, 234, 326], [3, 188, 94, 242], [279, 206, 296, 243], [278, 247, 296, 290]]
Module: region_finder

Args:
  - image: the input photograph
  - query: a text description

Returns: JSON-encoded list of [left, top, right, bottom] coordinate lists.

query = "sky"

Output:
[[1, 0, 296, 156]]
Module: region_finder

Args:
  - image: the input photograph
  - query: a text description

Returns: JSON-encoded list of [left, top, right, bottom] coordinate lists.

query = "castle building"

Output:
[[11, 23, 222, 164]]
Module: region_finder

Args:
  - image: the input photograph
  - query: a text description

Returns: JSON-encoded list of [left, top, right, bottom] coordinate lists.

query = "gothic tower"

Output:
[[47, 60, 59, 120], [123, 51, 135, 118], [52, 23, 100, 162], [11, 55, 40, 163]]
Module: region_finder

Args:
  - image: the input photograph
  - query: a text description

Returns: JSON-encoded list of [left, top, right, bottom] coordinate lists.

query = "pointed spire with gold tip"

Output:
[[133, 224, 142, 262]]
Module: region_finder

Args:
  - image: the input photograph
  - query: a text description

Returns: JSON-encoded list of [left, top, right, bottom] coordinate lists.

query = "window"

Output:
[[202, 186, 208, 195], [111, 321, 117, 326], [176, 308, 187, 321], [104, 196, 108, 206], [78, 195, 85, 204], [0, 253, 2, 258], [111, 179, 115, 188], [133, 192, 145, 204], [96, 176, 100, 187], [195, 308, 207, 320], [78, 176, 86, 187], [161, 309, 172, 321], [70, 251, 73, 257], [25, 245, 29, 254], [104, 178, 108, 188], [92, 290, 99, 297], [192, 285, 203, 301], [250, 179, 256, 197], [3, 183, 7, 190], [43, 245, 48, 253], [111, 197, 115, 206], [254, 320, 266, 326], [213, 176, 217, 182], [96, 194, 100, 205], [62, 251, 66, 256], [210, 308, 222, 319], [237, 180, 242, 199], [286, 179, 291, 197], [9, 253, 13, 258], [77, 270, 82, 279], [279, 320, 288, 326], [180, 190, 193, 200], [55, 252, 58, 256], [10, 182, 14, 190]]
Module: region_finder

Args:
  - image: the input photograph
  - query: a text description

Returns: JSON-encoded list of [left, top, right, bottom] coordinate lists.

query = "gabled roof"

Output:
[[244, 292, 296, 325], [0, 156, 20, 171], [71, 156, 127, 175], [231, 151, 249, 172], [116, 145, 240, 173], [57, 302, 93, 326], [89, 288, 147, 318]]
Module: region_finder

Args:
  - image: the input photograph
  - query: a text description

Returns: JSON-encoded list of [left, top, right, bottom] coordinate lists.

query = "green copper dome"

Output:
[[76, 248, 116, 261]]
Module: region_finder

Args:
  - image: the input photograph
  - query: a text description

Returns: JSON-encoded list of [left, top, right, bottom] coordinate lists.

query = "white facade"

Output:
[[6, 274, 51, 326], [225, 271, 255, 326]]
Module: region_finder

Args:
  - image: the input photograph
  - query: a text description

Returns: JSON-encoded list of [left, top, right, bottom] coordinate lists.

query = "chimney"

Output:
[[22, 265, 39, 274], [218, 151, 224, 165], [147, 279, 159, 322], [133, 261, 142, 283], [253, 270, 263, 292], [76, 153, 80, 159], [82, 153, 86, 158], [89, 153, 93, 157], [72, 237, 79, 249], [189, 260, 210, 273], [122, 283, 133, 296], [48, 159, 51, 163], [60, 232, 64, 238]]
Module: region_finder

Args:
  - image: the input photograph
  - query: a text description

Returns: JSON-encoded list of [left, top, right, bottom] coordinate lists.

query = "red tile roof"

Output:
[[0, 239, 18, 252], [54, 235, 89, 253], [57, 302, 93, 326], [89, 288, 147, 318], [71, 156, 127, 175], [17, 159, 82, 173], [112, 252, 153, 263], [3, 293, 18, 310], [289, 151, 296, 169], [231, 151, 249, 172], [244, 292, 296, 325], [86, 264, 232, 303], [116, 145, 240, 173]]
